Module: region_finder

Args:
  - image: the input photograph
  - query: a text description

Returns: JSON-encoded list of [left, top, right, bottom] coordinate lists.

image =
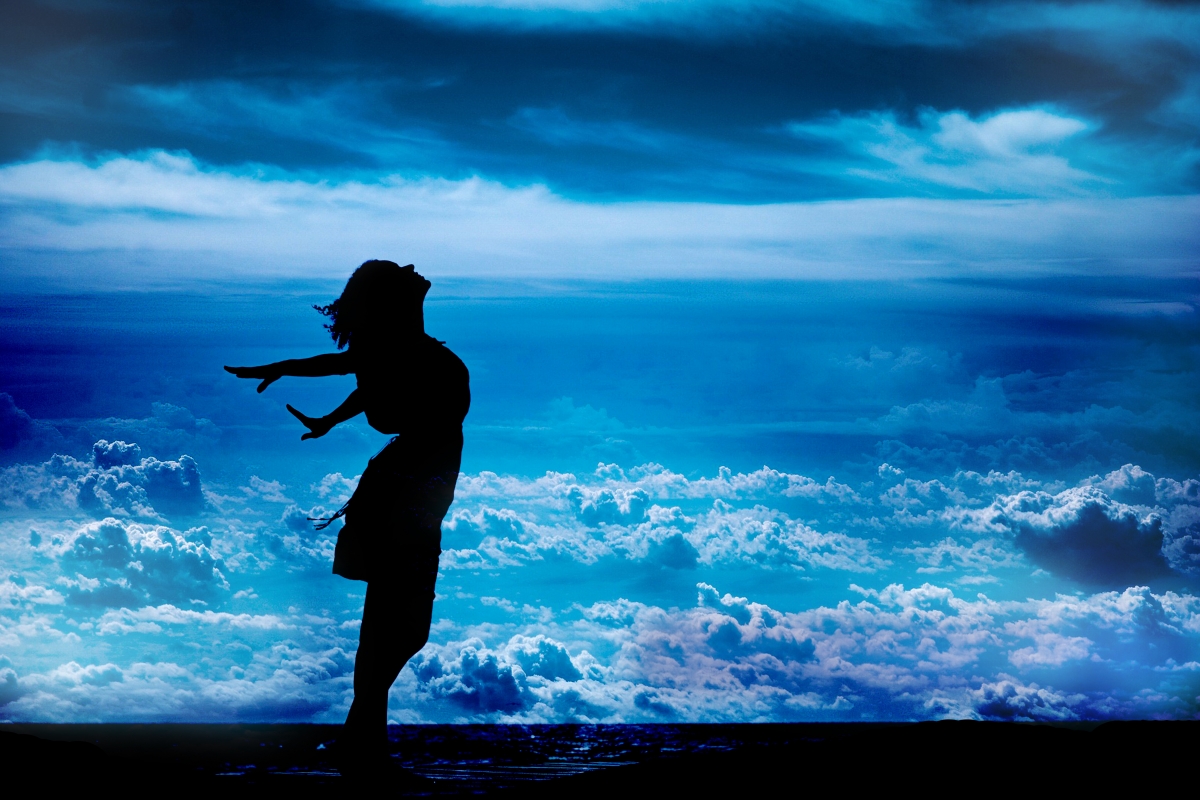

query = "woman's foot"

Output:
[[334, 745, 437, 789]]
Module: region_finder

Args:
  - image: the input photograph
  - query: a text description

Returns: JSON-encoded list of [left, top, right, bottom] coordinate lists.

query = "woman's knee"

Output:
[[394, 628, 430, 661]]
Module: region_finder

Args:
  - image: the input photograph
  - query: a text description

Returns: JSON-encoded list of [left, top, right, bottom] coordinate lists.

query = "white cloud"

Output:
[[899, 536, 1024, 573], [4, 576, 1199, 721], [790, 107, 1104, 195], [2, 153, 1196, 289], [5, 447, 1200, 722], [61, 518, 229, 607], [94, 604, 292, 635], [405, 579, 1200, 722], [0, 445, 204, 521], [444, 463, 884, 572]]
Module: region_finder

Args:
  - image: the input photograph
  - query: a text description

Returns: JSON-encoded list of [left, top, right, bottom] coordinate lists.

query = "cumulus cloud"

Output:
[[0, 656, 21, 707], [870, 464, 1200, 588], [93, 604, 291, 636], [960, 677, 1086, 722], [4, 573, 1199, 722], [0, 644, 355, 722], [406, 579, 1200, 723], [79, 404, 220, 458], [445, 461, 1200, 588], [60, 518, 228, 607], [91, 440, 142, 468], [899, 537, 1024, 574], [444, 468, 883, 573], [0, 441, 204, 520], [4, 453, 1200, 723], [979, 485, 1170, 587], [411, 638, 530, 714]]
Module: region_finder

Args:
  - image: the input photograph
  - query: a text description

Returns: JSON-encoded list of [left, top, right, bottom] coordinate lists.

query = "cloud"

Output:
[[81, 404, 221, 456], [369, 0, 1200, 54], [444, 463, 884, 572], [2, 153, 1197, 290], [0, 646, 355, 722], [899, 537, 1024, 574], [79, 453, 204, 520], [61, 518, 228, 607], [5, 447, 1200, 722], [91, 440, 142, 468], [0, 442, 204, 520], [447, 461, 1200, 587], [0, 394, 34, 450], [0, 657, 20, 707], [788, 106, 1109, 195], [5, 572, 1200, 722], [411, 579, 1200, 722], [93, 604, 291, 636], [984, 486, 1171, 587], [962, 677, 1086, 722], [0, 394, 64, 455], [411, 638, 531, 714]]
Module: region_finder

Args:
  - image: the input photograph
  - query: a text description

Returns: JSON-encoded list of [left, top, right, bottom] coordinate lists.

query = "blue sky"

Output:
[[1, 0, 1198, 723]]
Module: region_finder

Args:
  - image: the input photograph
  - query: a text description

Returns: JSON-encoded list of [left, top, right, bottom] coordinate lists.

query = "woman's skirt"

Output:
[[328, 433, 461, 583]]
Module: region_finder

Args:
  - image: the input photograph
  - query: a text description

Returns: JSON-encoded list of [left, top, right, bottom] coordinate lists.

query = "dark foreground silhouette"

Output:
[[224, 261, 470, 773], [3, 721, 1196, 794]]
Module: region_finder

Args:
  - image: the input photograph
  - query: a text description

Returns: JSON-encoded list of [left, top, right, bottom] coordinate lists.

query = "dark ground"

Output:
[[2, 721, 1196, 795]]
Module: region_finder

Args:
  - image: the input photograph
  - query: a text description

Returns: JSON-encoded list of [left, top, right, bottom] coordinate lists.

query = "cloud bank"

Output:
[[2, 153, 1196, 288], [3, 421, 1198, 722]]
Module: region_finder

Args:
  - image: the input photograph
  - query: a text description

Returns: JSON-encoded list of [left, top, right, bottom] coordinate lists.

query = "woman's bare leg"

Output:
[[343, 579, 435, 754]]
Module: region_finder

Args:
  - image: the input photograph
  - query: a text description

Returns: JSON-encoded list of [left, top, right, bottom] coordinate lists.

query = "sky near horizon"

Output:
[[1, 0, 1199, 723]]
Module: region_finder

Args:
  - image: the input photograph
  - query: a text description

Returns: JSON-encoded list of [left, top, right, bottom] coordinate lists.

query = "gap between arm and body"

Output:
[[225, 352, 362, 440]]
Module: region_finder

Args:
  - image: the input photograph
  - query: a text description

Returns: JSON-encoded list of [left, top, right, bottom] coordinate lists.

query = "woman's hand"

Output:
[[286, 404, 335, 440], [224, 365, 281, 393]]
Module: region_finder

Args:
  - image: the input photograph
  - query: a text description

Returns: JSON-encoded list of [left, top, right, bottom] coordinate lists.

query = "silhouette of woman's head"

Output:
[[316, 260, 431, 349]]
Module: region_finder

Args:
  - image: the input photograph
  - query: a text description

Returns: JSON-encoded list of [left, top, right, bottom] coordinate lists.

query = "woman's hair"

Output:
[[315, 260, 431, 349]]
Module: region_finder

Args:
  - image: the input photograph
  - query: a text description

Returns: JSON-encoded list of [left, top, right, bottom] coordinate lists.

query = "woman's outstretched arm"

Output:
[[224, 352, 354, 392], [286, 390, 365, 441]]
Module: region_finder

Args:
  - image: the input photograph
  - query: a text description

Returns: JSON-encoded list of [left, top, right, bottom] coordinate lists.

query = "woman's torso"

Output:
[[352, 334, 470, 454]]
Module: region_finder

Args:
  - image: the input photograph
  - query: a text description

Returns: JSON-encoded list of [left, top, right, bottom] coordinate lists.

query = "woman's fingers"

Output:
[[225, 366, 271, 382], [287, 404, 329, 440], [226, 365, 281, 393]]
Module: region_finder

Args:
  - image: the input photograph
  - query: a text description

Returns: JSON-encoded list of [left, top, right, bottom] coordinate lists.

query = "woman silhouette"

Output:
[[225, 261, 469, 772]]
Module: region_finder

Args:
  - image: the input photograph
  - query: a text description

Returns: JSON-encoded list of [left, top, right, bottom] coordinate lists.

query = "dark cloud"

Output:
[[1002, 490, 1172, 587], [646, 533, 699, 570], [973, 470, 1200, 589], [0, 393, 34, 450], [0, 656, 21, 707], [2, 0, 1194, 199], [972, 679, 1081, 722]]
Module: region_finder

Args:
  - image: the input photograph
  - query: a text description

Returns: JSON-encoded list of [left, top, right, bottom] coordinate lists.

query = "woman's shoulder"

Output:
[[424, 336, 469, 376]]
